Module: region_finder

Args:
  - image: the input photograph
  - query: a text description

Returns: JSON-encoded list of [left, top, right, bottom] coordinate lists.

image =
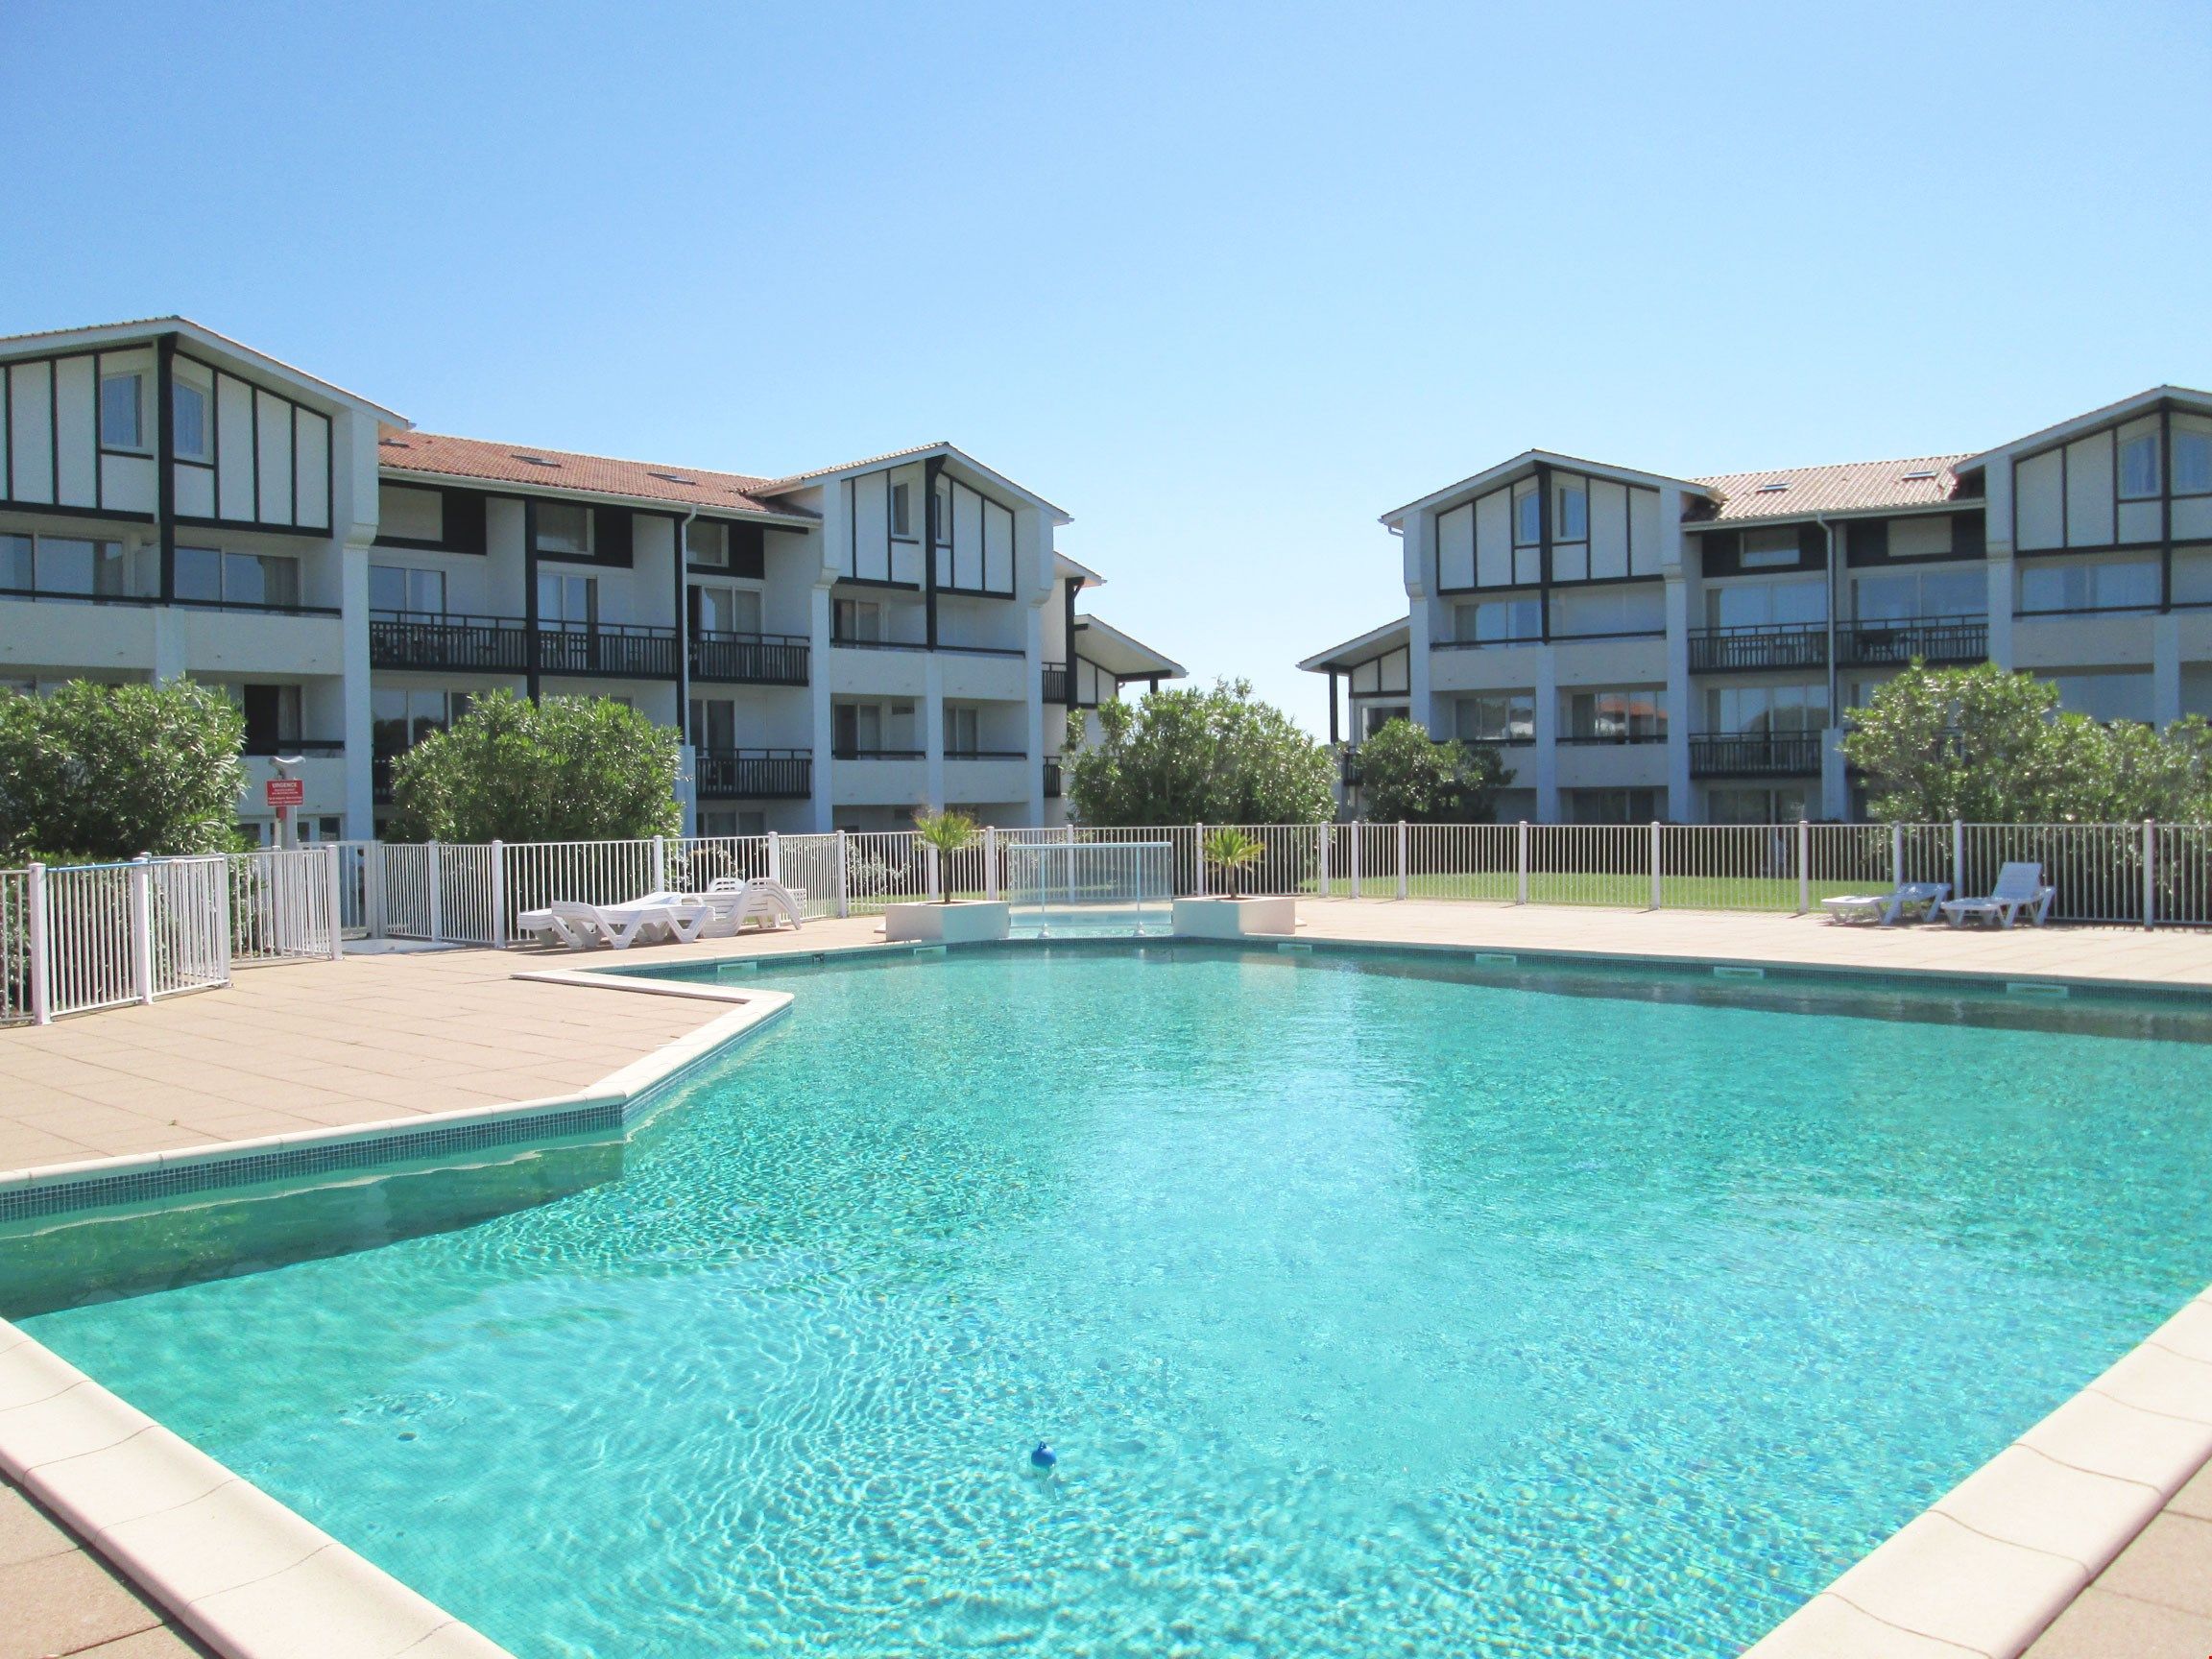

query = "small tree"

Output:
[[1353, 718, 1510, 823], [0, 679, 246, 862], [1065, 679, 1334, 826], [912, 809, 979, 902], [389, 690, 680, 843], [1200, 826, 1266, 895]]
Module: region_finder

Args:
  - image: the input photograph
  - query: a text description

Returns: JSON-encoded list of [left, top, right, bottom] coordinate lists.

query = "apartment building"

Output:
[[0, 319, 1181, 839], [1304, 386, 2212, 823]]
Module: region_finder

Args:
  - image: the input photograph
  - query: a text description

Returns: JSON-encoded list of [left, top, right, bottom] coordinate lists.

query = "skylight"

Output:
[[1901, 469, 1939, 482], [648, 470, 698, 486], [1755, 481, 1791, 493], [512, 454, 560, 469]]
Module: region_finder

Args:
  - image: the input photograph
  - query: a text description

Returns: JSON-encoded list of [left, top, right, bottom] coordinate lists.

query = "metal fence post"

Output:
[[1796, 820, 1811, 915], [428, 839, 444, 944], [1951, 819, 1964, 901], [1649, 821, 1663, 910], [26, 862, 50, 1025], [368, 843, 388, 941], [489, 840, 507, 950], [926, 843, 941, 902], [1317, 822, 1331, 897], [1195, 822, 1208, 897], [767, 830, 781, 886], [1348, 820, 1360, 900], [652, 835, 668, 897], [2144, 819, 2156, 930], [1396, 821, 1409, 901], [984, 826, 999, 901], [1517, 821, 1530, 904], [834, 829, 851, 919], [325, 845, 345, 960], [129, 854, 155, 1005]]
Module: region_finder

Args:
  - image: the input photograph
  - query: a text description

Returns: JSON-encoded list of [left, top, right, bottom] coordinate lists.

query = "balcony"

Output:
[[1044, 757, 1063, 799], [1836, 615, 1988, 668], [1555, 732, 1668, 745], [368, 612, 682, 679], [1042, 661, 1070, 703], [689, 631, 810, 686], [1689, 733, 1824, 778], [695, 748, 811, 800], [535, 621, 681, 680], [831, 746, 926, 760], [243, 737, 346, 757], [1688, 622, 1828, 674]]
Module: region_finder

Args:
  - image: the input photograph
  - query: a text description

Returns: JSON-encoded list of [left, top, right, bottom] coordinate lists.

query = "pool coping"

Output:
[[0, 971, 791, 1659], [2, 931, 2208, 1656]]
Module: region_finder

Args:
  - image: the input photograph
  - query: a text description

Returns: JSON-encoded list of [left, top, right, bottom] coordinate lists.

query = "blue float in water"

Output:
[[1030, 1441, 1056, 1469]]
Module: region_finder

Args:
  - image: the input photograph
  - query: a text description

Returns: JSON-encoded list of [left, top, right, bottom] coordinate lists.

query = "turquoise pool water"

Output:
[[13, 944, 2212, 1656]]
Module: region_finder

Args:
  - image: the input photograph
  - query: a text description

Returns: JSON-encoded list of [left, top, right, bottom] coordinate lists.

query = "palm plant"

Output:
[[913, 809, 980, 902], [1200, 826, 1266, 897]]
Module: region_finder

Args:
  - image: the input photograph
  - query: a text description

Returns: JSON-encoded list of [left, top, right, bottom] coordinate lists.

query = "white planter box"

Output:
[[1172, 895, 1298, 939], [883, 900, 1012, 945]]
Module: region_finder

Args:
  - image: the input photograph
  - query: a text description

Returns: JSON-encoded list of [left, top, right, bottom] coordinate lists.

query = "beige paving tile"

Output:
[[2172, 1459, 2212, 1524], [2025, 1586, 2212, 1658], [2090, 1512, 2212, 1617], [0, 1546, 164, 1659], [75, 1625, 214, 1656], [0, 1481, 76, 1567]]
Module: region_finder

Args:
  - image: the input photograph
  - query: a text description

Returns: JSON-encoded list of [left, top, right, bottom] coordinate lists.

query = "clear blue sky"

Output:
[[7, 2, 2207, 732]]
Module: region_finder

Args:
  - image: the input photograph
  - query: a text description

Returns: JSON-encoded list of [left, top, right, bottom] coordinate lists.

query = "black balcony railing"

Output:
[[372, 756, 395, 805], [1044, 757, 1063, 798], [1688, 622, 1829, 674], [535, 621, 681, 680], [1689, 733, 1824, 778], [1555, 732, 1669, 744], [0, 586, 341, 617], [831, 747, 926, 761], [1339, 747, 1361, 786], [689, 631, 810, 685], [1836, 614, 1988, 668], [695, 748, 811, 799], [244, 737, 346, 757], [370, 611, 530, 673], [1042, 661, 1070, 703]]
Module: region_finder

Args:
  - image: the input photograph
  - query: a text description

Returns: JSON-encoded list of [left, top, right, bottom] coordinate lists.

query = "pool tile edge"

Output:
[[1743, 1280, 2212, 1658]]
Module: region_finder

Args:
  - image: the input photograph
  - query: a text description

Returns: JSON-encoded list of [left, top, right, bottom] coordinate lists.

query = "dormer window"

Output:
[[2119, 432, 2160, 500], [99, 372, 145, 451], [1513, 485, 1541, 546], [891, 482, 914, 539], [1555, 482, 1587, 541], [172, 374, 210, 462]]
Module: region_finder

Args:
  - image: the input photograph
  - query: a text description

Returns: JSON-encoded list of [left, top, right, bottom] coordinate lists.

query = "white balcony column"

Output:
[[1985, 550, 2016, 669], [1023, 598, 1047, 825], [339, 540, 376, 837], [1404, 510, 1436, 733], [924, 654, 947, 813], [1532, 649, 1561, 822], [676, 743, 699, 836], [1820, 733, 1850, 821], [1658, 487, 1694, 823], [806, 580, 835, 832], [2153, 612, 2183, 726]]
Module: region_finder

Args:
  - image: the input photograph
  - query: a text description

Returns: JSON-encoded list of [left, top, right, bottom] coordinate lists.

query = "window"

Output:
[[1708, 578, 1826, 629], [1707, 785, 1811, 825], [1361, 702, 1410, 739], [834, 598, 882, 642], [686, 519, 729, 566], [1513, 486, 1540, 546], [698, 807, 767, 838], [1455, 692, 1534, 743], [199, 553, 301, 608], [372, 688, 462, 757], [1852, 566, 1986, 622], [832, 700, 917, 757], [943, 705, 981, 755], [689, 697, 738, 751], [534, 502, 591, 555], [237, 685, 303, 755], [99, 373, 145, 450], [538, 572, 596, 629], [1455, 597, 1542, 644], [1740, 527, 1801, 569], [2050, 671, 2154, 725], [2, 534, 32, 590], [2177, 428, 2212, 495], [1565, 788, 1661, 825], [1706, 683, 1828, 735], [891, 482, 914, 540], [1564, 687, 1667, 740], [2173, 545, 2212, 606], [933, 477, 953, 544], [693, 584, 761, 636], [25, 537, 130, 598], [371, 565, 445, 615], [377, 485, 445, 542], [2017, 556, 2160, 613], [170, 376, 211, 462], [1556, 482, 1588, 541], [2119, 432, 2160, 500], [1550, 585, 1663, 638]]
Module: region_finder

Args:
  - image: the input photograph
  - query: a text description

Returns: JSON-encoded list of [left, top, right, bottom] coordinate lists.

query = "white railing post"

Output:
[[834, 829, 851, 919], [129, 854, 155, 1005], [1797, 820, 1811, 915], [1649, 821, 1663, 910], [26, 861, 51, 1025], [427, 839, 445, 944], [1317, 822, 1331, 897], [652, 835, 668, 897], [1348, 820, 1360, 900], [1890, 821, 1903, 889], [368, 843, 388, 940], [2144, 819, 2156, 930], [984, 826, 999, 901], [489, 840, 507, 950], [1195, 823, 1208, 897], [1951, 819, 1964, 901], [1517, 821, 1530, 904], [926, 843, 941, 902], [1396, 821, 1408, 901], [325, 845, 345, 960], [766, 830, 781, 886]]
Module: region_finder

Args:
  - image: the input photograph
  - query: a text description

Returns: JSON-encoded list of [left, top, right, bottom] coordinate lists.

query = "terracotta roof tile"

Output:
[[1691, 454, 1973, 523], [375, 426, 811, 519]]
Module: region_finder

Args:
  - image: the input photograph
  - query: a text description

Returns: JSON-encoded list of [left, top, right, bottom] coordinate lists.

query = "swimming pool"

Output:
[[10, 942, 2212, 1656]]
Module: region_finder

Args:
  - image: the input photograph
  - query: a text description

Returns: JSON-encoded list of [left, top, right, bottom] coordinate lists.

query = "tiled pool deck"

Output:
[[3, 901, 2210, 1657]]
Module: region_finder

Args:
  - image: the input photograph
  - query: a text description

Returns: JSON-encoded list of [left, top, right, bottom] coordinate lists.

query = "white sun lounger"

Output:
[[1819, 881, 1951, 926], [697, 878, 805, 933], [1939, 862, 2056, 929], [539, 899, 710, 950]]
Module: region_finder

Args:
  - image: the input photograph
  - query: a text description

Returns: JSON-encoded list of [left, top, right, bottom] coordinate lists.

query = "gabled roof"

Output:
[[1074, 614, 1185, 680], [1054, 551, 1105, 589], [759, 441, 1072, 525], [375, 427, 817, 523], [1298, 616, 1410, 673], [1690, 455, 1972, 524], [1956, 385, 2212, 472], [0, 315, 407, 424], [1382, 450, 1709, 527]]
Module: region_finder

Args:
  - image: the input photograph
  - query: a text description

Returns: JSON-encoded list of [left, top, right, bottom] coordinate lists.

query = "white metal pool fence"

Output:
[[9, 822, 2205, 1022], [2, 847, 342, 1024]]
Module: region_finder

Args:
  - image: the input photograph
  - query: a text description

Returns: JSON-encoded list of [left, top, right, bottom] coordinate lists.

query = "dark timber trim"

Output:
[[156, 334, 177, 602], [923, 456, 943, 651], [675, 510, 692, 744], [1062, 579, 1078, 710], [1534, 461, 1553, 641], [523, 497, 541, 702]]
